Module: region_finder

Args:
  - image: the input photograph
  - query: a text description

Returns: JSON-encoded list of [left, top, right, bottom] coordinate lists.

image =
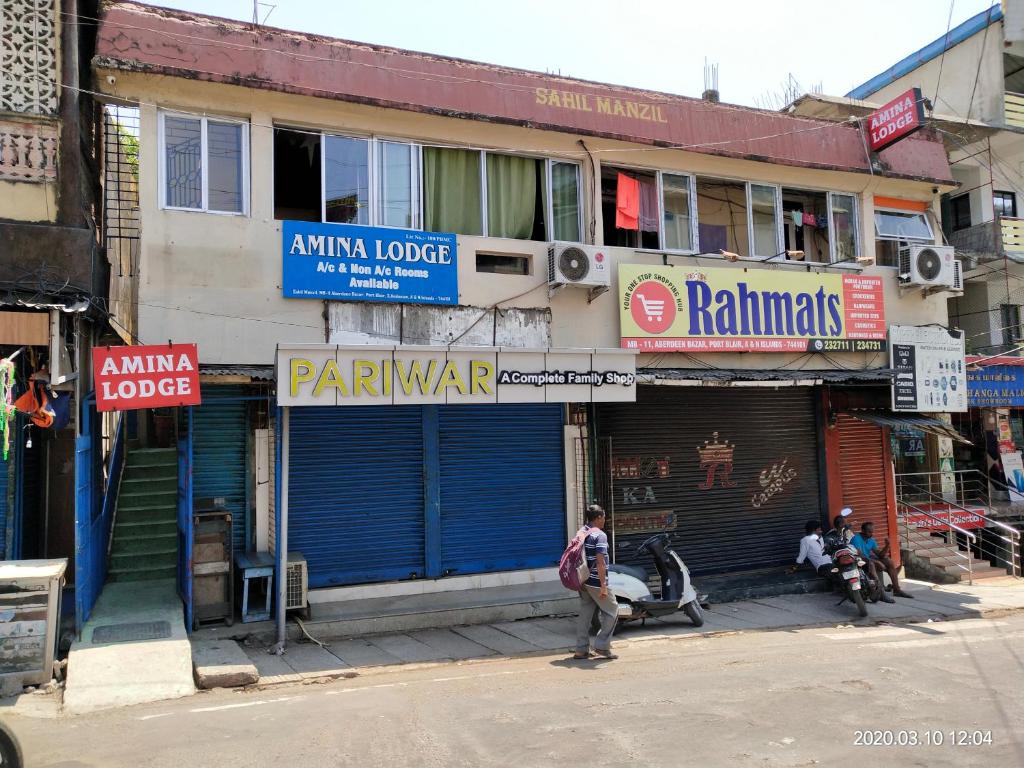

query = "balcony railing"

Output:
[[1006, 91, 1024, 129], [948, 216, 1024, 265]]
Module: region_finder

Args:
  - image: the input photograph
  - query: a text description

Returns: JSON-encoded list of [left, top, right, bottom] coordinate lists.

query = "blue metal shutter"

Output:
[[288, 406, 426, 587], [438, 404, 565, 576], [192, 387, 249, 554]]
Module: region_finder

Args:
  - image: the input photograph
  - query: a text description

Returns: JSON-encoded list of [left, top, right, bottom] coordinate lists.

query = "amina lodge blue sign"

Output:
[[282, 220, 458, 305]]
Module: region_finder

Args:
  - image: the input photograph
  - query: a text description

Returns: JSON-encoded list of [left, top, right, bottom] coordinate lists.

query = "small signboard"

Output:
[[866, 87, 926, 153], [94, 343, 201, 411], [889, 325, 966, 413], [282, 220, 458, 305]]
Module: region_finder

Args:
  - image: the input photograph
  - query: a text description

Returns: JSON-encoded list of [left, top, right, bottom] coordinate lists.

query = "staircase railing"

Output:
[[897, 499, 976, 584], [896, 475, 1021, 578], [895, 470, 992, 510], [103, 412, 127, 562]]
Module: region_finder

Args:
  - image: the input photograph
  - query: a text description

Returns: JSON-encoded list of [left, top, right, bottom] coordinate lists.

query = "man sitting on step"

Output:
[[851, 521, 915, 600]]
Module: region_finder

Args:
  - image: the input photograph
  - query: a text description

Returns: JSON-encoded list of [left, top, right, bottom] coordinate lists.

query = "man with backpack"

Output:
[[571, 504, 619, 660]]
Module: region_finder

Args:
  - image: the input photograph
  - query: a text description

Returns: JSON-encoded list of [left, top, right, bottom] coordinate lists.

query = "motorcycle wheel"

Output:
[[683, 599, 705, 627], [852, 588, 868, 618], [0, 720, 24, 768]]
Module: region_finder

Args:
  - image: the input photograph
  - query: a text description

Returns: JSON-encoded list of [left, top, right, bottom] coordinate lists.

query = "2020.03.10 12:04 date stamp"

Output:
[[854, 730, 993, 747]]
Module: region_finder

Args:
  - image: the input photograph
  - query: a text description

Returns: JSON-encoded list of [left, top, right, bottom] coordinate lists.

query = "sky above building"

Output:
[[140, 0, 997, 107]]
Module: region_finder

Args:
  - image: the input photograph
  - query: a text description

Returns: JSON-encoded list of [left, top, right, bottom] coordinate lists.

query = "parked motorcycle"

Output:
[[602, 533, 706, 627], [827, 540, 870, 618]]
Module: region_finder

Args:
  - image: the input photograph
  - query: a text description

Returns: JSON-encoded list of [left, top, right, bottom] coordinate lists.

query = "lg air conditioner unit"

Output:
[[547, 243, 611, 295], [285, 552, 308, 613], [898, 243, 960, 290]]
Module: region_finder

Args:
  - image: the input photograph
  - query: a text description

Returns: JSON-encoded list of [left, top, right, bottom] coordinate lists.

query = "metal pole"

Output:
[[274, 406, 290, 652]]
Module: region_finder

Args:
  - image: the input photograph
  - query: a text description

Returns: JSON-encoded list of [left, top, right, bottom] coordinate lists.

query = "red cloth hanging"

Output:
[[615, 172, 640, 230]]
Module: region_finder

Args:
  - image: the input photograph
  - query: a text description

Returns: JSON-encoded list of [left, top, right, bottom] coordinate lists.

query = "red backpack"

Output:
[[558, 526, 592, 591]]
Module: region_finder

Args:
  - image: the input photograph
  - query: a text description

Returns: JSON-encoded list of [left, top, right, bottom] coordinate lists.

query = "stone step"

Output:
[[127, 449, 177, 468], [110, 550, 178, 571], [107, 565, 178, 583], [120, 475, 177, 493], [119, 488, 177, 504], [115, 520, 178, 538], [112, 532, 178, 556], [967, 565, 1011, 580], [124, 463, 178, 481], [117, 506, 176, 523]]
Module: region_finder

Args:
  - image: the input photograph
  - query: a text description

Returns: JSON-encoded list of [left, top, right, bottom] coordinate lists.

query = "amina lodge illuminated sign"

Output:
[[619, 265, 886, 353]]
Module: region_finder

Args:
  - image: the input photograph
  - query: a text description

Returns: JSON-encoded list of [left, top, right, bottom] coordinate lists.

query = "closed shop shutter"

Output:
[[596, 386, 821, 575], [835, 414, 891, 545], [192, 388, 249, 555], [288, 406, 426, 588], [438, 404, 565, 576]]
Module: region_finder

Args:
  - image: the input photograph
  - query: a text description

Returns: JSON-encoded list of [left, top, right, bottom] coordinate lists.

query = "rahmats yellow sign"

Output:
[[619, 264, 886, 353]]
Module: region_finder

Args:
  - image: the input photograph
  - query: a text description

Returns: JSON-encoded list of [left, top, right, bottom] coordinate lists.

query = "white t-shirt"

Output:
[[796, 533, 830, 569]]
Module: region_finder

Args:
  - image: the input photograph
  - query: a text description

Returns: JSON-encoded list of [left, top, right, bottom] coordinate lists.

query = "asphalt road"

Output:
[[6, 614, 1024, 767]]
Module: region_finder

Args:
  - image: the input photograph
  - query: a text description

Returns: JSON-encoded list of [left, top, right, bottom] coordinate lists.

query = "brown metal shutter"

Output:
[[835, 414, 891, 545], [595, 386, 822, 575]]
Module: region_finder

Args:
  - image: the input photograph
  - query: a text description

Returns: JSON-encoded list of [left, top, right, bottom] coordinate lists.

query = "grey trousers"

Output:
[[575, 584, 618, 653]]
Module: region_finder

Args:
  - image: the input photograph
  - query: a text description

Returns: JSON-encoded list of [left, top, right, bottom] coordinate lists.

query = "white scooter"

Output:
[[604, 533, 706, 627]]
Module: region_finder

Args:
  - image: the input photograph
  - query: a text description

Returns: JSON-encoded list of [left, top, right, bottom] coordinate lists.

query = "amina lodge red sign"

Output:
[[866, 87, 926, 153], [94, 343, 201, 412]]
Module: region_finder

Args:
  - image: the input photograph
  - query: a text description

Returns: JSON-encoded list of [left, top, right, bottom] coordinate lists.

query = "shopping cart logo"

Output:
[[637, 293, 665, 323], [628, 279, 676, 334]]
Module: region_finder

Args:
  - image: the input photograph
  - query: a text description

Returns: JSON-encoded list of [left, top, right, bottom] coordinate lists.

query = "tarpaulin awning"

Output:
[[844, 410, 971, 444], [638, 367, 895, 386]]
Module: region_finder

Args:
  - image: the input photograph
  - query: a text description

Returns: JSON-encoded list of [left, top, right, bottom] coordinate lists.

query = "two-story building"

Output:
[[0, 0, 108, 619], [91, 1, 961, 632]]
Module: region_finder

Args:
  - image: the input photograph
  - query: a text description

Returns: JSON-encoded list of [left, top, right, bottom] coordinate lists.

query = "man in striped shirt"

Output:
[[574, 504, 619, 660]]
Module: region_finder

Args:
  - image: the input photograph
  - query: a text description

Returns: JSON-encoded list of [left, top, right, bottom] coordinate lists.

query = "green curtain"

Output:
[[486, 154, 537, 239], [423, 147, 482, 235]]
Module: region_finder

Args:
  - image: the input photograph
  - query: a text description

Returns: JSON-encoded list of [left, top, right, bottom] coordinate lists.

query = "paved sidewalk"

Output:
[[234, 578, 1024, 688]]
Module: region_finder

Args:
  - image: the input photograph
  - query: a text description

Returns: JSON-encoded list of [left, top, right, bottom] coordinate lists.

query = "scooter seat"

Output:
[[607, 563, 648, 582]]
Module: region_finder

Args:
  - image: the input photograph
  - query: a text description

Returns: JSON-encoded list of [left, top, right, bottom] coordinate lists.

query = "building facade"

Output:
[[0, 0, 107, 608], [91, 2, 960, 628]]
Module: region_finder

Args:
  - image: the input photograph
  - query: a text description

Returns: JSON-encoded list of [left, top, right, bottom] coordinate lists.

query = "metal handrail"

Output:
[[897, 479, 1021, 538], [898, 499, 975, 584]]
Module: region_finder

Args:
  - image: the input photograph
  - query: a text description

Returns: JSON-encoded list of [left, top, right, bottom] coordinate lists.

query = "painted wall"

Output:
[[866, 23, 1006, 125], [109, 73, 951, 368]]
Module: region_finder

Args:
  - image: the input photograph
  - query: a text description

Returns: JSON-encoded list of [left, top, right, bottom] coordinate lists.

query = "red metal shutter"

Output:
[[836, 415, 893, 547]]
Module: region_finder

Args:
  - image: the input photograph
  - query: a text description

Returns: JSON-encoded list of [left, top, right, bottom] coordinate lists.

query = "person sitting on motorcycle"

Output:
[[789, 519, 831, 578], [851, 521, 914, 600], [824, 510, 855, 552]]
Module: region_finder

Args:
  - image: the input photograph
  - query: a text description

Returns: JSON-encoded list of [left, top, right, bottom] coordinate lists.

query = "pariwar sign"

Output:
[[282, 220, 458, 305], [618, 265, 885, 352], [866, 87, 926, 153], [889, 325, 967, 412], [93, 343, 201, 412], [277, 345, 637, 406]]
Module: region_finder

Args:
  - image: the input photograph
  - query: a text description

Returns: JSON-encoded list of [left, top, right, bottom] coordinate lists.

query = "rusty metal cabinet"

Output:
[[192, 506, 233, 629]]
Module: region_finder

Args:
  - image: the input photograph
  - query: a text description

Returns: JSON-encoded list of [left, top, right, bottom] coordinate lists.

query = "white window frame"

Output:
[[873, 207, 933, 242], [158, 110, 250, 216], [827, 191, 861, 263], [658, 171, 699, 255], [746, 182, 784, 259], [545, 158, 585, 244]]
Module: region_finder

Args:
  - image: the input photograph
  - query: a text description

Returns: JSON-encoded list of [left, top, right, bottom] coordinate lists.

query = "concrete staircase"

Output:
[[109, 447, 178, 582], [904, 526, 1010, 583]]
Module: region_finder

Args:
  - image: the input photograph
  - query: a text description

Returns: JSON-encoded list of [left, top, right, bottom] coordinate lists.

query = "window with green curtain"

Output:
[[551, 161, 581, 242], [423, 147, 482, 235], [486, 153, 538, 239]]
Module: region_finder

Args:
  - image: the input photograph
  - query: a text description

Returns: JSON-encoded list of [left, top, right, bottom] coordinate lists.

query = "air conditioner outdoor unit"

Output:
[[285, 552, 308, 613], [898, 243, 960, 290], [547, 242, 611, 291]]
